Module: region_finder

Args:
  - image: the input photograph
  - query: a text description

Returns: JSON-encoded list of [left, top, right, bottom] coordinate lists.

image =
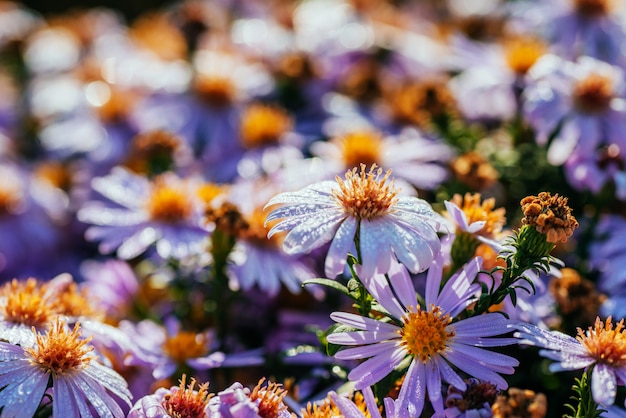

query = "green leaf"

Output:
[[303, 278, 355, 299]]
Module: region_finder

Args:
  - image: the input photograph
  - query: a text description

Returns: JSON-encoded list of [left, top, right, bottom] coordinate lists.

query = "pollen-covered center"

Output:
[[162, 375, 212, 418], [163, 331, 209, 363], [574, 0, 613, 18], [337, 130, 383, 170], [27, 320, 93, 376], [239, 103, 293, 148], [195, 74, 237, 107], [400, 305, 454, 363], [504, 36, 546, 75], [3, 278, 53, 328], [250, 378, 289, 418], [451, 193, 506, 237], [573, 73, 614, 114], [333, 164, 399, 221], [578, 316, 626, 367], [146, 181, 193, 223]]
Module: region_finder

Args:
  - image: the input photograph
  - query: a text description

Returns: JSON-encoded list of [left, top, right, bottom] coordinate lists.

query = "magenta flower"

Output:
[[326, 255, 518, 416], [265, 164, 446, 278]]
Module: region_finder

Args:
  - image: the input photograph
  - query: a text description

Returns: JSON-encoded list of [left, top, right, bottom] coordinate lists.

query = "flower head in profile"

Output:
[[0, 318, 132, 417], [265, 164, 445, 278], [515, 316, 626, 407], [303, 386, 383, 418], [326, 255, 519, 416]]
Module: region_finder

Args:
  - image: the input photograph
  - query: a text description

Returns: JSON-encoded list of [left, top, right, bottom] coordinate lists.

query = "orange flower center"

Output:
[[332, 164, 399, 221], [504, 36, 547, 75], [573, 73, 614, 114], [129, 12, 187, 61], [0, 178, 23, 215], [146, 182, 194, 223], [162, 331, 209, 364], [3, 278, 53, 328], [450, 192, 506, 237], [241, 209, 281, 247], [161, 375, 213, 418], [239, 104, 292, 148], [400, 305, 454, 363], [250, 378, 289, 418], [338, 130, 383, 170], [578, 317, 626, 367], [27, 320, 93, 376], [195, 74, 237, 107]]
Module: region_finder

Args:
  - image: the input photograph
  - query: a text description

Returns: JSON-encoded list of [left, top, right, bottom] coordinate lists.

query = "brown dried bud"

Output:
[[520, 192, 579, 243]]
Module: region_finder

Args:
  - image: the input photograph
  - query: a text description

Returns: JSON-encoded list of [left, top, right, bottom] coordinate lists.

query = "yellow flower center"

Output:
[[129, 12, 187, 61], [337, 131, 383, 170], [241, 209, 281, 247], [302, 391, 372, 418], [3, 278, 53, 328], [504, 36, 547, 75], [450, 193, 506, 237], [573, 73, 614, 114], [162, 331, 209, 364], [574, 0, 614, 17], [239, 104, 293, 149], [386, 79, 457, 128], [52, 282, 100, 319], [250, 378, 289, 418], [578, 316, 626, 367], [161, 375, 213, 418], [400, 305, 454, 363], [146, 181, 194, 223], [27, 320, 93, 376], [196, 182, 225, 207], [332, 164, 399, 221]]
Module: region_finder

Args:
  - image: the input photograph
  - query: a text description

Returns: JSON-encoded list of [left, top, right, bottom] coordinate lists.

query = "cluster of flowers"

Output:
[[1, 0, 626, 416]]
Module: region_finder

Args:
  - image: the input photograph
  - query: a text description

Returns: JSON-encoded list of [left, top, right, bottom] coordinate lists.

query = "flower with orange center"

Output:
[[337, 131, 383, 169], [162, 330, 209, 364], [0, 174, 25, 216], [573, 72, 614, 114], [2, 278, 53, 330], [129, 12, 187, 61], [194, 73, 237, 106], [305, 387, 381, 418], [0, 318, 131, 417], [146, 181, 194, 223], [448, 193, 506, 238], [249, 378, 290, 418], [266, 164, 445, 278], [504, 36, 547, 75], [159, 375, 212, 417], [516, 316, 626, 406], [328, 257, 518, 416], [239, 103, 293, 149], [79, 168, 212, 260]]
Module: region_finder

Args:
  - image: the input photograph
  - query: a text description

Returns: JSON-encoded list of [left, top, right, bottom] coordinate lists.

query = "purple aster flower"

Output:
[[78, 167, 212, 261], [589, 214, 626, 296], [326, 255, 518, 416], [515, 316, 626, 407], [265, 164, 446, 278], [0, 319, 131, 418], [120, 318, 225, 382], [309, 126, 453, 191], [207, 378, 293, 418], [128, 374, 212, 418], [564, 145, 626, 200], [510, 0, 626, 66], [523, 54, 626, 166]]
